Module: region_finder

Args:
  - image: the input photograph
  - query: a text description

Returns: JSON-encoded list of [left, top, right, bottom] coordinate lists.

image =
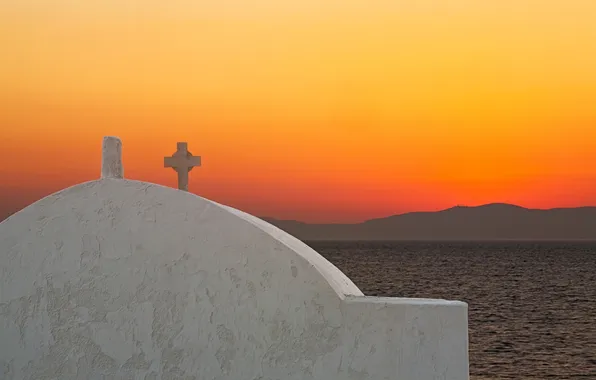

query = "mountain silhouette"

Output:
[[3, 201, 595, 240], [261, 203, 596, 241]]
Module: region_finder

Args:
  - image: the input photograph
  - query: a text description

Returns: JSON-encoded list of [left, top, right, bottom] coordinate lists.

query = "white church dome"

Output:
[[0, 137, 468, 380]]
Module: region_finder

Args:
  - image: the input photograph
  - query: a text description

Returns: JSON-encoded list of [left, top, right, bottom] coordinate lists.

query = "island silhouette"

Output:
[[3, 201, 596, 241], [261, 203, 596, 241]]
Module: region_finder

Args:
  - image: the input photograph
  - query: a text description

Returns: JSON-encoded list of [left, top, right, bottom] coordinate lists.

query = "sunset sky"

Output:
[[1, 1, 595, 223]]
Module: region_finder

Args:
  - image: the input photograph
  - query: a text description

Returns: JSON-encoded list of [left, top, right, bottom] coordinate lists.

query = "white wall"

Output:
[[0, 179, 469, 379]]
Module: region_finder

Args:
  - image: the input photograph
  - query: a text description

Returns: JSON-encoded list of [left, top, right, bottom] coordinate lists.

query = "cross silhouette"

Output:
[[163, 142, 202, 191]]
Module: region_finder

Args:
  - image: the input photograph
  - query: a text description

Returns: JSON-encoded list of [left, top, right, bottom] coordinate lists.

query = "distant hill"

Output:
[[261, 204, 596, 241], [3, 201, 595, 241]]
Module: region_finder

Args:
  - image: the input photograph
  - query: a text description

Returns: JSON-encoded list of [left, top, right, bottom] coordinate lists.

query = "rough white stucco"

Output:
[[0, 179, 469, 379], [101, 136, 123, 179]]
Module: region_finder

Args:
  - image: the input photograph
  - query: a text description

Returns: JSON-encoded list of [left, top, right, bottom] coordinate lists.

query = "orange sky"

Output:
[[1, 1, 595, 222]]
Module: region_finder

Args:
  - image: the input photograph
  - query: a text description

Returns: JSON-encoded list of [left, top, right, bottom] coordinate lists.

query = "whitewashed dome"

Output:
[[0, 137, 469, 380]]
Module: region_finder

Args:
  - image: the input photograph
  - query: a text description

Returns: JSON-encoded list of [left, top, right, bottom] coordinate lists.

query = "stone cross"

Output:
[[164, 142, 202, 192], [101, 136, 123, 179]]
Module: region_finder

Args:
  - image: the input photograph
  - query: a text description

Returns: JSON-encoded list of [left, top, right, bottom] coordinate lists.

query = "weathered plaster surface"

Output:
[[0, 179, 469, 379], [101, 137, 123, 179]]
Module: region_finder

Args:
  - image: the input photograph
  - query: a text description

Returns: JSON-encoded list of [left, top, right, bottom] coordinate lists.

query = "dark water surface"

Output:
[[309, 241, 596, 380]]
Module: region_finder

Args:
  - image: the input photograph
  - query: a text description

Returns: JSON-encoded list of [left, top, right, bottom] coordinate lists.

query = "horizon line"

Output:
[[261, 202, 596, 225]]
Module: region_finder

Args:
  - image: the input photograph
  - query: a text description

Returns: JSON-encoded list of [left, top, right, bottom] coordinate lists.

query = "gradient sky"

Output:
[[1, 1, 595, 223]]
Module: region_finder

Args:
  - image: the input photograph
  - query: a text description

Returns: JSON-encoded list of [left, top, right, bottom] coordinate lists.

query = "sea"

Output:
[[308, 241, 596, 380]]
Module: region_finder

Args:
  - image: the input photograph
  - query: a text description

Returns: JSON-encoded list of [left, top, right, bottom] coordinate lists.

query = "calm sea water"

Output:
[[308, 241, 596, 380]]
